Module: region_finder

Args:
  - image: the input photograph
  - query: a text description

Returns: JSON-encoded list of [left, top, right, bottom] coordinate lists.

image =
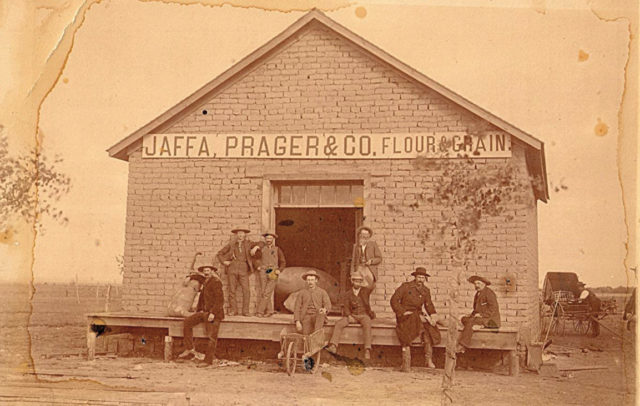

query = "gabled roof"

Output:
[[107, 9, 548, 201]]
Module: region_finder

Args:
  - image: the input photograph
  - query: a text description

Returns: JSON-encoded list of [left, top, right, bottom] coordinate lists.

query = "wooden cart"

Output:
[[282, 328, 325, 376]]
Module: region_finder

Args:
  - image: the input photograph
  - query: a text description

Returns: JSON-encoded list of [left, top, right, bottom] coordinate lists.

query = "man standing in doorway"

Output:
[[178, 266, 224, 365], [351, 226, 382, 290], [457, 275, 501, 352], [577, 281, 602, 337], [217, 227, 258, 316], [326, 272, 375, 360], [390, 267, 441, 371], [255, 231, 286, 317], [294, 270, 332, 335]]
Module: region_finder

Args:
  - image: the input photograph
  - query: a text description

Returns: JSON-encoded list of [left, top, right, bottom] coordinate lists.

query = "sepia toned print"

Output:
[[1, 2, 636, 405]]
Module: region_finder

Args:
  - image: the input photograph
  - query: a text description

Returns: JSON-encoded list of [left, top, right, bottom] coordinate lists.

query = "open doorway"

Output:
[[275, 207, 362, 281]]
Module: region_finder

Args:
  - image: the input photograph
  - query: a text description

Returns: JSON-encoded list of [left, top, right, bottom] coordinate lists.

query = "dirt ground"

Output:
[[1, 283, 636, 405]]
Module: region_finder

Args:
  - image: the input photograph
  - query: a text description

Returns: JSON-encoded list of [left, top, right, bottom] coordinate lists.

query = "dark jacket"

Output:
[[472, 287, 501, 327], [390, 281, 440, 346], [216, 240, 258, 272], [341, 287, 375, 319], [196, 276, 225, 321], [351, 240, 382, 281]]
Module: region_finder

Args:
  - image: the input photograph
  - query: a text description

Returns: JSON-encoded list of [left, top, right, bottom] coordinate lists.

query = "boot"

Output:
[[424, 339, 435, 368], [401, 347, 411, 372]]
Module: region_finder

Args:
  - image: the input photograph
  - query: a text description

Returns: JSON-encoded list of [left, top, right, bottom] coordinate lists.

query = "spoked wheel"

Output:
[[286, 341, 297, 376], [574, 318, 591, 336]]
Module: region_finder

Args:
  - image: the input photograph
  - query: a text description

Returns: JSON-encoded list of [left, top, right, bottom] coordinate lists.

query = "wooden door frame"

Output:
[[260, 173, 371, 233]]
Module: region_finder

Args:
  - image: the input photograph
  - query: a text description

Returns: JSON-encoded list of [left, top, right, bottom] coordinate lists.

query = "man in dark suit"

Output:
[[391, 267, 441, 371], [577, 281, 602, 337], [326, 272, 375, 360], [457, 275, 500, 352], [216, 227, 259, 316], [293, 270, 332, 335], [178, 266, 225, 365], [351, 226, 383, 290]]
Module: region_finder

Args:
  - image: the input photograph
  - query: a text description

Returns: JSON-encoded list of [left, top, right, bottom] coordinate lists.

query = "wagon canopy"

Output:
[[542, 272, 581, 304]]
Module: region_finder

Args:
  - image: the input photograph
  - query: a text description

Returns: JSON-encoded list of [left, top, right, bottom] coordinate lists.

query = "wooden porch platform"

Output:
[[87, 312, 520, 375]]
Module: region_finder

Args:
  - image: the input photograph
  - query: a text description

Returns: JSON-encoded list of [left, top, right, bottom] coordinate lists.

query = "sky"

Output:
[[1, 1, 637, 287]]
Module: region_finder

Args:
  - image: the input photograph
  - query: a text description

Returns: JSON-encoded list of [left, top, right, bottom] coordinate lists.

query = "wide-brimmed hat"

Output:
[[198, 265, 217, 274], [350, 271, 364, 281], [468, 275, 491, 286], [301, 270, 320, 281], [357, 226, 373, 237], [231, 227, 251, 234], [577, 282, 586, 287], [262, 230, 278, 238], [411, 267, 431, 277]]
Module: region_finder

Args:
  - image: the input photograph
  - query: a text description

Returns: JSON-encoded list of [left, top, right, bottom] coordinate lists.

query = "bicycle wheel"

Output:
[[286, 341, 297, 376]]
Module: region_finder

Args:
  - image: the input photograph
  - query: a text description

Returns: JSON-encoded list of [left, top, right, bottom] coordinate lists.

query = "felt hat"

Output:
[[357, 226, 373, 237], [231, 227, 251, 234], [197, 265, 217, 274], [350, 271, 364, 281], [301, 270, 320, 281], [262, 230, 278, 238], [468, 275, 491, 286], [411, 267, 431, 277], [577, 282, 586, 287]]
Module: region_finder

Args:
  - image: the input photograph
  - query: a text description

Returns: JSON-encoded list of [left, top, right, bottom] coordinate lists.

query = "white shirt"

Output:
[[579, 290, 590, 300]]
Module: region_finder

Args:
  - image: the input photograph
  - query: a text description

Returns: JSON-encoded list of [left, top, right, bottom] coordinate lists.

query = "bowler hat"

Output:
[[262, 230, 278, 239], [468, 275, 491, 286], [357, 226, 373, 237], [301, 270, 320, 281], [411, 267, 431, 277], [231, 227, 251, 234]]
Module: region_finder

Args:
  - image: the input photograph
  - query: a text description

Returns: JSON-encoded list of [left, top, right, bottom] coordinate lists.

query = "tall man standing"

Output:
[[391, 267, 441, 371], [294, 270, 332, 335], [217, 227, 258, 316], [326, 272, 375, 360], [457, 275, 500, 352], [351, 226, 382, 290], [255, 231, 286, 317], [178, 266, 224, 365]]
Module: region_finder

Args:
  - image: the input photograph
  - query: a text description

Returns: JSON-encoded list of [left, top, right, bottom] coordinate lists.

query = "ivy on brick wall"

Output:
[[412, 137, 533, 404]]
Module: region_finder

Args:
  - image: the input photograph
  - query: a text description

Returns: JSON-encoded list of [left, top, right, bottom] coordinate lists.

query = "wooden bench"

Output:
[[87, 312, 519, 375]]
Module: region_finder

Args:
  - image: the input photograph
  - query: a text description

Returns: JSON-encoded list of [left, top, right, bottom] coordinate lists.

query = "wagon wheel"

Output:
[[286, 341, 297, 376], [574, 318, 590, 336]]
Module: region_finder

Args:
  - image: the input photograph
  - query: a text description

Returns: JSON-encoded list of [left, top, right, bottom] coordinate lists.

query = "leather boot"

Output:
[[401, 346, 411, 372], [424, 337, 435, 368]]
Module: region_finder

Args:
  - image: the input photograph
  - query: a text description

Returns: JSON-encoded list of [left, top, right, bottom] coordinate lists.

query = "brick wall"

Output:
[[121, 23, 540, 342]]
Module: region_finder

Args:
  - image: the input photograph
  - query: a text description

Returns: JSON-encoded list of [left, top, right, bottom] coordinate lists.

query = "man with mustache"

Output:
[[457, 275, 501, 352]]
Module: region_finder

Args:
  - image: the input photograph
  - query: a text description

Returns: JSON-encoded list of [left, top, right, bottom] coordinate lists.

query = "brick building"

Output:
[[108, 10, 548, 345]]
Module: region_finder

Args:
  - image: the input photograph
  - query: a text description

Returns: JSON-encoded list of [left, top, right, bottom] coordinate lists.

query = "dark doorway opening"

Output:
[[275, 207, 362, 288]]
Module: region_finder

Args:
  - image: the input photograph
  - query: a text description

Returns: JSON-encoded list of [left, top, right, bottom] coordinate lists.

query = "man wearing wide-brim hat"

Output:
[[254, 231, 287, 317], [326, 271, 376, 360], [293, 270, 332, 335], [390, 267, 441, 370], [351, 225, 383, 290], [457, 275, 501, 352], [216, 227, 260, 316], [178, 266, 225, 365]]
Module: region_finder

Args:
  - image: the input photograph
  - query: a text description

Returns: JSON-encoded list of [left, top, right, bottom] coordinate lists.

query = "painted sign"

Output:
[[141, 132, 511, 159]]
